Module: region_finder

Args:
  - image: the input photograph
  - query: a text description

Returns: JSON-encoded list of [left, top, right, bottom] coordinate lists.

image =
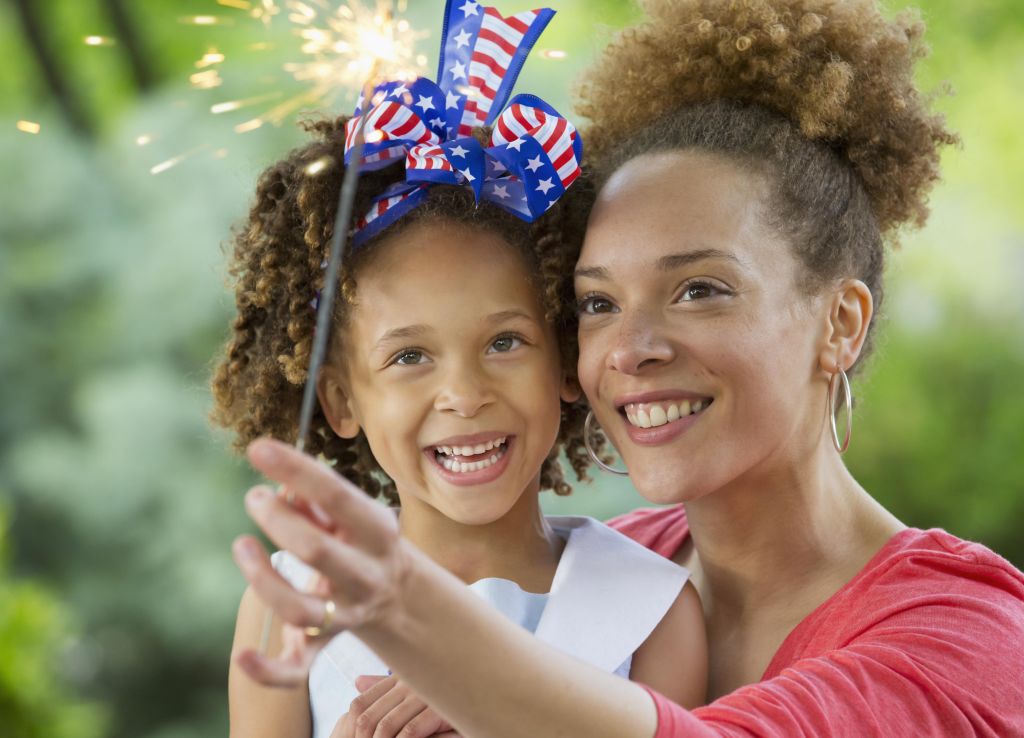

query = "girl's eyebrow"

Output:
[[373, 311, 534, 349], [575, 248, 745, 281], [485, 309, 537, 325], [374, 324, 431, 349]]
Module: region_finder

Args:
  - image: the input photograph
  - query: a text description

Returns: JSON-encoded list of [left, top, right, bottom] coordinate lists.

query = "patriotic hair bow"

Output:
[[343, 0, 582, 246]]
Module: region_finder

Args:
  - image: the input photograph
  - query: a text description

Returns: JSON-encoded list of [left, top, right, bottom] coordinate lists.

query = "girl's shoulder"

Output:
[[605, 506, 690, 559]]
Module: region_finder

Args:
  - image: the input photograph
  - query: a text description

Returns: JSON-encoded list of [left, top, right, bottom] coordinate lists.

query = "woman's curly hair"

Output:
[[576, 0, 958, 368], [211, 117, 595, 504]]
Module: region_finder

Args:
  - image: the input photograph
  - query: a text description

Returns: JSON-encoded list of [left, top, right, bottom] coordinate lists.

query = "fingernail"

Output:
[[246, 486, 270, 509], [234, 538, 259, 563]]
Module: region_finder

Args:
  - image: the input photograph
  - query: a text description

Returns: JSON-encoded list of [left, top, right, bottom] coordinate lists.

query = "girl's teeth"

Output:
[[667, 404, 680, 422], [439, 446, 506, 473], [436, 437, 507, 457], [649, 406, 667, 426], [679, 400, 691, 416]]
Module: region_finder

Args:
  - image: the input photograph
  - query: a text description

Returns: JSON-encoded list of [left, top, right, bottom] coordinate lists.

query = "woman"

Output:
[[231, 0, 1024, 735]]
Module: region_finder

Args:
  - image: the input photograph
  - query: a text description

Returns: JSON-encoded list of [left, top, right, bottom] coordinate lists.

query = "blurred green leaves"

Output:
[[0, 505, 108, 738]]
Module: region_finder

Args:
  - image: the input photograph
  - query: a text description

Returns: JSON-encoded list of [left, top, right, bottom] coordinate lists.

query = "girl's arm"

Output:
[[229, 585, 311, 738], [629, 580, 707, 709]]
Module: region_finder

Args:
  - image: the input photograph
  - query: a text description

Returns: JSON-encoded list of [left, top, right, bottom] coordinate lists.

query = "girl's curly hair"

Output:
[[576, 0, 958, 368], [211, 116, 596, 504]]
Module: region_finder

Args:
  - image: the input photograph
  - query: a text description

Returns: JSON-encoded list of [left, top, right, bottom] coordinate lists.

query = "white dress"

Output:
[[273, 515, 690, 738]]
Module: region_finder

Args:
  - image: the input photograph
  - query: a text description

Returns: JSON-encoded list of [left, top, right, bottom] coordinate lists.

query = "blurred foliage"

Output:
[[0, 504, 108, 738], [0, 1, 1021, 737]]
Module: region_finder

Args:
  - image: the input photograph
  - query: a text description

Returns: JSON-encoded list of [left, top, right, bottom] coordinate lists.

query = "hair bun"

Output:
[[577, 0, 958, 235]]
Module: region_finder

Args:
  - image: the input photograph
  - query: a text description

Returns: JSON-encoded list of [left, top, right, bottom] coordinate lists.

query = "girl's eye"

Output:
[[488, 334, 522, 353], [678, 280, 727, 302], [577, 294, 617, 315], [393, 349, 427, 366]]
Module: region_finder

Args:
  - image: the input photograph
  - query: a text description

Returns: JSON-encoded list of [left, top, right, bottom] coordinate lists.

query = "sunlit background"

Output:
[[1, 0, 1021, 735]]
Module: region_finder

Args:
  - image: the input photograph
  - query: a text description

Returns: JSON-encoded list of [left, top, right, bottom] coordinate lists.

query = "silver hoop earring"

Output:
[[828, 365, 853, 454], [584, 410, 629, 476]]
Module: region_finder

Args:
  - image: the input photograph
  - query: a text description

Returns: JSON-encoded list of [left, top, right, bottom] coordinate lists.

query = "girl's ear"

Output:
[[560, 372, 582, 404], [316, 369, 361, 439]]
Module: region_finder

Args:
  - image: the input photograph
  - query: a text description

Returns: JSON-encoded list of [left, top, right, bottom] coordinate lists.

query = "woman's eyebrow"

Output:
[[575, 249, 744, 282], [656, 249, 744, 270]]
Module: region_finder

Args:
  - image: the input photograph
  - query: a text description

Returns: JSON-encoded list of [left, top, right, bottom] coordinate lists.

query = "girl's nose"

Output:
[[434, 366, 496, 418]]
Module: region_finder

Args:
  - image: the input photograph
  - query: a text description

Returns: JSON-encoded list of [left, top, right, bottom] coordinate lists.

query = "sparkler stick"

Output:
[[258, 68, 377, 655]]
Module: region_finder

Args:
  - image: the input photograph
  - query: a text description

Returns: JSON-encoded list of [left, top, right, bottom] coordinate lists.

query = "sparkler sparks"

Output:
[[210, 0, 428, 124], [16, 120, 41, 134], [84, 35, 116, 47]]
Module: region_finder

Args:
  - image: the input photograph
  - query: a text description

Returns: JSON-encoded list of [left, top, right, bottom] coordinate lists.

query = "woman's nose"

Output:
[[433, 364, 496, 417], [606, 313, 675, 375]]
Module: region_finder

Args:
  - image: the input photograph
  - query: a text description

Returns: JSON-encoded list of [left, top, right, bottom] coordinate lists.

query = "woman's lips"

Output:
[[614, 396, 714, 446]]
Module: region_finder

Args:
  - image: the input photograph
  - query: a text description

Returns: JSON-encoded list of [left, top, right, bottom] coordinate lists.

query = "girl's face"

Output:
[[575, 151, 830, 504], [321, 222, 576, 525]]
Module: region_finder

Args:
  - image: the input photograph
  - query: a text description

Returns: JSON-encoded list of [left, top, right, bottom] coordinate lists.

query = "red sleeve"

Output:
[[641, 539, 1024, 737]]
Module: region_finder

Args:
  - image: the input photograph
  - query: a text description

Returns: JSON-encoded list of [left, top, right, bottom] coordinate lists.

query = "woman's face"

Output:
[[575, 151, 830, 504]]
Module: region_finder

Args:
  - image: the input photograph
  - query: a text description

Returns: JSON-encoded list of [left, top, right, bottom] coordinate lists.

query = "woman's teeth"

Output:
[[433, 437, 507, 473], [624, 399, 711, 429]]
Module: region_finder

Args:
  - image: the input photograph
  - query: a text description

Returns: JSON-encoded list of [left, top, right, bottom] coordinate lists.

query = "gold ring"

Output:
[[304, 599, 336, 638]]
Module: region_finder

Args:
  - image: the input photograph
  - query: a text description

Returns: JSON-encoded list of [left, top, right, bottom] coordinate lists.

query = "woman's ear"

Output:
[[317, 369, 361, 439], [818, 279, 873, 374], [560, 372, 582, 404]]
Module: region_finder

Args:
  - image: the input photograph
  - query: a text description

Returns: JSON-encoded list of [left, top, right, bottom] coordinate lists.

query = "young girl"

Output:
[[213, 3, 706, 737]]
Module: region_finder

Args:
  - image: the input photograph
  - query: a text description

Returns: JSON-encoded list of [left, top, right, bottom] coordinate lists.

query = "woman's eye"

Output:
[[678, 281, 725, 301], [488, 335, 522, 353], [577, 295, 617, 315], [394, 350, 426, 365]]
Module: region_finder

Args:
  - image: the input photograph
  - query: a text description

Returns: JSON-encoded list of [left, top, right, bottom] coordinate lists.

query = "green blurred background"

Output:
[[0, 0, 1021, 735]]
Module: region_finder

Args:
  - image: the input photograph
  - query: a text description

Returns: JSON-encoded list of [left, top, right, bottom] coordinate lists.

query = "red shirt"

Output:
[[609, 506, 1024, 737]]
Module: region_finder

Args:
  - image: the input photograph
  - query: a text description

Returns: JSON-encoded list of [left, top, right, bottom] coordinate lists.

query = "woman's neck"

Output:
[[683, 440, 904, 621], [397, 484, 564, 594]]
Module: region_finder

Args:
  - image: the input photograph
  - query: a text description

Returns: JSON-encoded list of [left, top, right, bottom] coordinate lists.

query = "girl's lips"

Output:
[[424, 436, 515, 487]]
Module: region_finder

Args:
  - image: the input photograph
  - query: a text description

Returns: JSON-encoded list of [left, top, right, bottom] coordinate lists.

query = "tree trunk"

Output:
[[103, 0, 156, 92], [11, 0, 94, 138]]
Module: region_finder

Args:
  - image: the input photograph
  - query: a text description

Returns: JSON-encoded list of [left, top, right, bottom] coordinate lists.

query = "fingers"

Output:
[[247, 439, 398, 554], [232, 535, 339, 631], [242, 488, 380, 599], [394, 708, 452, 738], [356, 675, 389, 693]]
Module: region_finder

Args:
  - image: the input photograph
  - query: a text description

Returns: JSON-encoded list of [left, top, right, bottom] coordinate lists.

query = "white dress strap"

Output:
[[534, 516, 690, 675]]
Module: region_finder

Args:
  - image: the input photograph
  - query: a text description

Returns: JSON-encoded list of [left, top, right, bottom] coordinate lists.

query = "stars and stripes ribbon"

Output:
[[342, 0, 581, 247]]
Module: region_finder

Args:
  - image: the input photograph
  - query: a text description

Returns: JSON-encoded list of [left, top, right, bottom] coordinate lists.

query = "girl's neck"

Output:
[[397, 482, 564, 594], [683, 438, 904, 621]]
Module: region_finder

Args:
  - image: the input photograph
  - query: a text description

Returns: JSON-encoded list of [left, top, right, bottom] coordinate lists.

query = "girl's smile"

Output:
[[425, 433, 514, 486]]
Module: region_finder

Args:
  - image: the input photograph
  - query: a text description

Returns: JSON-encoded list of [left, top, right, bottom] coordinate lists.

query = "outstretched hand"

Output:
[[232, 437, 411, 687]]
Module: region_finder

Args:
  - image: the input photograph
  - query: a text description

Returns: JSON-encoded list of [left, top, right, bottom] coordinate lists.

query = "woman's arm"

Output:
[[229, 585, 311, 738], [234, 439, 1024, 738], [630, 581, 707, 709]]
